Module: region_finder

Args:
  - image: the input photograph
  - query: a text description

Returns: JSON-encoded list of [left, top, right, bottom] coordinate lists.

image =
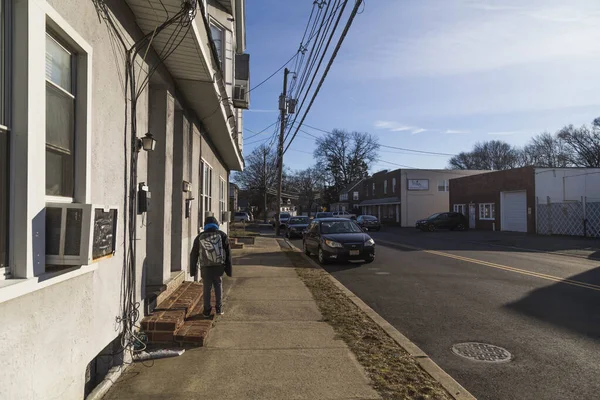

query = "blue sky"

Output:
[[243, 0, 600, 172]]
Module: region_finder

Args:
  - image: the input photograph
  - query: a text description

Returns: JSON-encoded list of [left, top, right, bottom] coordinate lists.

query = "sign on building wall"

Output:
[[407, 179, 429, 191]]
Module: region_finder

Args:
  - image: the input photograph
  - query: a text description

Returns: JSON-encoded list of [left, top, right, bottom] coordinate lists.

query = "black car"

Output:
[[416, 212, 468, 232], [356, 215, 381, 231], [285, 216, 310, 239], [303, 218, 375, 264]]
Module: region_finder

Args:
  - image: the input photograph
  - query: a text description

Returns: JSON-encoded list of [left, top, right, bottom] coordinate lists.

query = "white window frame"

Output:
[[45, 32, 76, 201], [2, 2, 92, 287], [437, 180, 449, 192], [219, 177, 226, 221], [353, 191, 359, 201], [392, 178, 396, 193], [209, 20, 225, 73], [479, 203, 495, 220], [384, 180, 387, 195], [201, 160, 213, 220], [453, 204, 467, 216]]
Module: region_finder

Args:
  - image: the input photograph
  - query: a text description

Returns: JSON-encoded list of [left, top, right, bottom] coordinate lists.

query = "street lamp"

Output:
[[136, 132, 156, 152]]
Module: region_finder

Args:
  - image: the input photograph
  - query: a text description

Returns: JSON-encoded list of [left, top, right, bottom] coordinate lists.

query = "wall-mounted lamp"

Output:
[[136, 132, 157, 152]]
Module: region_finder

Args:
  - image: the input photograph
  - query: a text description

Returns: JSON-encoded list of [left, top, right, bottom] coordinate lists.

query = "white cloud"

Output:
[[374, 120, 427, 134], [341, 1, 600, 78], [391, 126, 413, 132], [446, 129, 471, 134], [374, 121, 396, 129]]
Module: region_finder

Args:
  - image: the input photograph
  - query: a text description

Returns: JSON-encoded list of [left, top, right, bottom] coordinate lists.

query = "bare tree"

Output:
[[557, 122, 600, 167], [232, 145, 278, 221], [521, 132, 573, 167], [314, 129, 379, 189], [289, 167, 325, 217], [448, 140, 522, 170]]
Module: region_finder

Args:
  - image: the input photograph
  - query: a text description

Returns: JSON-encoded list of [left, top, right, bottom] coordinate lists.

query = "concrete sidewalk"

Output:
[[104, 237, 380, 400]]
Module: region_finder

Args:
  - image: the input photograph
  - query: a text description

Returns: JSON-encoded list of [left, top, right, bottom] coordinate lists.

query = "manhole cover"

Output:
[[452, 343, 512, 363]]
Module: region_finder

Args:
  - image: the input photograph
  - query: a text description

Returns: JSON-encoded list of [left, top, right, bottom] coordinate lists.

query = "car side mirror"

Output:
[[363, 227, 368, 232]]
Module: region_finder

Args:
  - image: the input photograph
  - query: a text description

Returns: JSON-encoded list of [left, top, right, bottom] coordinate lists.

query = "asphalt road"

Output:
[[289, 229, 600, 400]]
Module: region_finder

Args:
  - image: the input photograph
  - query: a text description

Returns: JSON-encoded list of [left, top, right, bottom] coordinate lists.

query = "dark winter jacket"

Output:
[[190, 227, 232, 278]]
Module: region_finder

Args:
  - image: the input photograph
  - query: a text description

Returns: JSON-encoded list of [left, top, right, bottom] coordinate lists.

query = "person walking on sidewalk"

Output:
[[190, 216, 232, 318]]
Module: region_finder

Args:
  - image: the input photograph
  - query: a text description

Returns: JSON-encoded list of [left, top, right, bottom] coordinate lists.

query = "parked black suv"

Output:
[[416, 212, 468, 232]]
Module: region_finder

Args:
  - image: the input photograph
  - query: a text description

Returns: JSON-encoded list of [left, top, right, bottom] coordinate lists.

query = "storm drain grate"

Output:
[[452, 342, 512, 363]]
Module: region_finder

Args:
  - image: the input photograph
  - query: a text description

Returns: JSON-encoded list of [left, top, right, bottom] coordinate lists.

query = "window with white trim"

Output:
[[210, 22, 225, 72], [219, 177, 226, 220], [201, 161, 213, 220], [46, 33, 76, 198], [392, 178, 396, 193], [479, 203, 495, 220], [353, 191, 359, 201], [453, 204, 467, 216], [437, 180, 449, 192], [384, 180, 388, 194]]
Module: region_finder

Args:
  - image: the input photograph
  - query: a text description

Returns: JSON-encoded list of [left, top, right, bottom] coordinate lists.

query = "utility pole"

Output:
[[275, 68, 290, 236], [263, 149, 267, 223]]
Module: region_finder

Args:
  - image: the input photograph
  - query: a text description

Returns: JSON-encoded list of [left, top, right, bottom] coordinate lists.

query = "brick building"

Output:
[[450, 167, 600, 235], [331, 179, 364, 213], [359, 168, 485, 226], [449, 167, 535, 232]]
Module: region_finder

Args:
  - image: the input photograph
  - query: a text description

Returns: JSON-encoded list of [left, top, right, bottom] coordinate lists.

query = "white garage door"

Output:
[[502, 191, 527, 232]]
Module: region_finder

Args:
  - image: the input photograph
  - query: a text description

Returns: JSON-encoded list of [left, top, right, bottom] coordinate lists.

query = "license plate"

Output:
[[349, 250, 360, 256]]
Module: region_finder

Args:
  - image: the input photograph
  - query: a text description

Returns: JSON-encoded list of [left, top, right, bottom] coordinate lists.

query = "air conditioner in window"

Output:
[[45, 203, 119, 266], [233, 85, 249, 109]]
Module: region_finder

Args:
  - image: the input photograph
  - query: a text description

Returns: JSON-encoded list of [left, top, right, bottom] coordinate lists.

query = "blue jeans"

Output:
[[201, 267, 224, 313]]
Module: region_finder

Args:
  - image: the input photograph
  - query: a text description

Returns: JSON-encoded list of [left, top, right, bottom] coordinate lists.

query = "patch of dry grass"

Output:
[[284, 250, 451, 400]]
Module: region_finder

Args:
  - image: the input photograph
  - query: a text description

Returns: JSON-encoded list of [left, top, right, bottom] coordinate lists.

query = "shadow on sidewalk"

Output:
[[505, 265, 600, 340]]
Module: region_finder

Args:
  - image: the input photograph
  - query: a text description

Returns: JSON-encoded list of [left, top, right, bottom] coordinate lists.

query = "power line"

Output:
[[248, 52, 299, 94], [300, 123, 457, 156], [286, 1, 347, 144], [289, 0, 338, 100], [283, 0, 363, 154], [248, 1, 345, 95], [244, 120, 280, 141]]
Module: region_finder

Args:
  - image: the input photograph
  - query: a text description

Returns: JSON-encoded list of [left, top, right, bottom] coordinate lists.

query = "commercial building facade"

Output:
[[449, 167, 600, 235], [0, 0, 248, 397], [359, 168, 484, 226]]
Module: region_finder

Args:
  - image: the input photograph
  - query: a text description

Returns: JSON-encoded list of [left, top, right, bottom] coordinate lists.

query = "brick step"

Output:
[[141, 281, 218, 347], [174, 295, 218, 347]]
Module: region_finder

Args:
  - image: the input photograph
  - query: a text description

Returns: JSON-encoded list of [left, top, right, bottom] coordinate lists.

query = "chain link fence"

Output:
[[537, 197, 600, 238]]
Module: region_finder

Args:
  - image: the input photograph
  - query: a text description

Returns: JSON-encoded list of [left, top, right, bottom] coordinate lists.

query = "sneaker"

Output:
[[216, 307, 224, 316], [202, 308, 212, 319]]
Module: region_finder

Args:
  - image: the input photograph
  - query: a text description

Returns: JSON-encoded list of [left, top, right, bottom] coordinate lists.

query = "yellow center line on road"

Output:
[[376, 239, 600, 292]]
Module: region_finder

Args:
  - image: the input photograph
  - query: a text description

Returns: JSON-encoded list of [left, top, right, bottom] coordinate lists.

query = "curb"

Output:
[[284, 239, 476, 400], [85, 351, 132, 400]]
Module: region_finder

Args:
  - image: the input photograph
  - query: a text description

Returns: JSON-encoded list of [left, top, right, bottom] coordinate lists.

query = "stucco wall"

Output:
[[0, 0, 221, 397], [401, 169, 486, 227]]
